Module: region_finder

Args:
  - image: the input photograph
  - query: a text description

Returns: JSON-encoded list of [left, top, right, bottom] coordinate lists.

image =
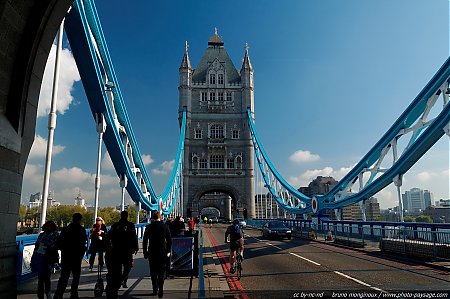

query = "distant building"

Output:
[[298, 176, 338, 197], [254, 193, 294, 219], [336, 197, 380, 221], [436, 199, 450, 207], [75, 192, 86, 208], [29, 192, 42, 209], [423, 205, 450, 223], [47, 190, 60, 207], [402, 188, 433, 214]]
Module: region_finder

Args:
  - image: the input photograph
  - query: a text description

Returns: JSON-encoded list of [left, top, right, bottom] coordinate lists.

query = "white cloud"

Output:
[[142, 154, 154, 166], [288, 165, 354, 188], [417, 171, 433, 182], [152, 160, 175, 175], [37, 44, 80, 118], [289, 150, 320, 164], [28, 135, 65, 160], [22, 164, 119, 205], [101, 152, 115, 171]]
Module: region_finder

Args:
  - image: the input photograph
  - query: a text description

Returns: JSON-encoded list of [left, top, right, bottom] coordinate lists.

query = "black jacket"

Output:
[[89, 223, 107, 253], [143, 221, 172, 260], [108, 219, 138, 255], [58, 223, 87, 260]]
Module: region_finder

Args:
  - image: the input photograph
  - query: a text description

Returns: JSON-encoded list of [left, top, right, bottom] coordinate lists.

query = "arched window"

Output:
[[192, 155, 199, 169], [235, 155, 243, 169], [209, 124, 224, 139]]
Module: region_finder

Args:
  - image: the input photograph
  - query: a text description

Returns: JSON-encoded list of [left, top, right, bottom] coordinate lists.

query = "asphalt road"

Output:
[[204, 224, 450, 298]]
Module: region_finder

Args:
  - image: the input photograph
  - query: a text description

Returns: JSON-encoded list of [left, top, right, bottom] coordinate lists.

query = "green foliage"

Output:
[[403, 216, 414, 222], [18, 204, 27, 221], [415, 215, 433, 223], [127, 204, 145, 223], [98, 207, 120, 226]]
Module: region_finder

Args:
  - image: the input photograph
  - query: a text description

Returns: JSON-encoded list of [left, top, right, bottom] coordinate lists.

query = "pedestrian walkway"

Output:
[[17, 227, 229, 299]]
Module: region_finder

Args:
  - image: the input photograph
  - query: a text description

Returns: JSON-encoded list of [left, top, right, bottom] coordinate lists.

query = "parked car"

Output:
[[235, 218, 247, 228], [261, 220, 292, 239], [210, 217, 219, 224]]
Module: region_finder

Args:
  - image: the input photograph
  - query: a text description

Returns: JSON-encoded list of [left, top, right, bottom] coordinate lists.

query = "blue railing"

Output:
[[16, 223, 148, 282]]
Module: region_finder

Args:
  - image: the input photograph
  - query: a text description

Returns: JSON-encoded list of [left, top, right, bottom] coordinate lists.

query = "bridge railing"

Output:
[[248, 219, 450, 261], [16, 223, 148, 282]]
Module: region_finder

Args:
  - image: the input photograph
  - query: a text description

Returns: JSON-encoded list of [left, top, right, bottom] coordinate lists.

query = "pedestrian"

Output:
[[188, 217, 195, 232], [53, 213, 87, 299], [88, 217, 107, 271], [31, 220, 59, 299], [105, 211, 138, 298], [143, 212, 172, 298]]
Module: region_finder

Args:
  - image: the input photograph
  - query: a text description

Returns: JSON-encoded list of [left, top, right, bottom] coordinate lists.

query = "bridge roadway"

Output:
[[17, 224, 450, 298]]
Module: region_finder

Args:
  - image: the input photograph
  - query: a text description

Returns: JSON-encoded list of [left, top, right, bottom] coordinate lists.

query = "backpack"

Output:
[[230, 224, 242, 240]]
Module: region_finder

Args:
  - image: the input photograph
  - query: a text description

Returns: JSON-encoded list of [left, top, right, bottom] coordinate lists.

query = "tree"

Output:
[[403, 216, 414, 222], [415, 215, 432, 223], [98, 207, 120, 226], [127, 204, 145, 223], [18, 204, 27, 226]]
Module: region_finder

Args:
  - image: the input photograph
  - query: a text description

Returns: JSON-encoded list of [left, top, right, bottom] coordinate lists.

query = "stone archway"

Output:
[[0, 0, 73, 294], [188, 184, 245, 221]]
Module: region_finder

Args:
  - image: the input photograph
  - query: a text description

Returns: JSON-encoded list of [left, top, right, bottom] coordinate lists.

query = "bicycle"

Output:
[[234, 250, 243, 279]]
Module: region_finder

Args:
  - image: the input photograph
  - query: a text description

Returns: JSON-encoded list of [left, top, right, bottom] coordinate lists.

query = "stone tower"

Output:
[[178, 30, 255, 219]]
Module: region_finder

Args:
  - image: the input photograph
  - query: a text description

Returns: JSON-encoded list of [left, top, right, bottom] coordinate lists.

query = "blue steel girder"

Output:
[[321, 58, 450, 211], [248, 110, 311, 214], [248, 57, 449, 215], [65, 0, 186, 213]]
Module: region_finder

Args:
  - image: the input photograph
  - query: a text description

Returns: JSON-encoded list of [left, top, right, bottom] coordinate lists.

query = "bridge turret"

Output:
[[179, 41, 192, 123], [240, 43, 254, 115]]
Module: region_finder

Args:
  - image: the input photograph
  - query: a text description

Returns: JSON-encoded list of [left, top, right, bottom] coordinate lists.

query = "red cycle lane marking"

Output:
[[205, 227, 249, 299]]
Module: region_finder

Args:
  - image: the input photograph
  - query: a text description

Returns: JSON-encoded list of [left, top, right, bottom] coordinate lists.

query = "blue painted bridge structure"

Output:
[[63, 0, 450, 220]]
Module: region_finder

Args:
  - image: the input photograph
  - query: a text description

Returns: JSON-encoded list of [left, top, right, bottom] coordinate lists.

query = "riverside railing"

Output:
[[247, 218, 450, 261], [16, 223, 148, 282]]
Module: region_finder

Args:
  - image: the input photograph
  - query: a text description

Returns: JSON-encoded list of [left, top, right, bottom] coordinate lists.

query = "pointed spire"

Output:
[[180, 40, 191, 69], [241, 42, 253, 71]]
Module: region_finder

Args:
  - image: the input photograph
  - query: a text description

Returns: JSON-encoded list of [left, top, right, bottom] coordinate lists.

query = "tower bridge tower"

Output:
[[178, 30, 255, 220]]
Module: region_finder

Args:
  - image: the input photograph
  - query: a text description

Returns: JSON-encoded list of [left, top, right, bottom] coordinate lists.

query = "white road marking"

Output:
[[289, 252, 321, 266], [334, 271, 385, 292], [266, 242, 282, 250]]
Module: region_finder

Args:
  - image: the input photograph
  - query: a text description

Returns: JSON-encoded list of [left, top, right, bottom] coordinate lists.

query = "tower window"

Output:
[[210, 124, 224, 139], [194, 128, 202, 139], [201, 92, 207, 102], [227, 158, 235, 169], [209, 74, 216, 85], [210, 92, 216, 101], [218, 92, 224, 101], [199, 159, 207, 169], [227, 92, 232, 101], [210, 155, 224, 169], [232, 129, 239, 139], [218, 74, 224, 85]]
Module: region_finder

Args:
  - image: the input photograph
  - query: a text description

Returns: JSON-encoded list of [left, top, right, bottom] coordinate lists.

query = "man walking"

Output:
[[105, 211, 138, 298], [53, 213, 87, 299], [143, 212, 172, 298]]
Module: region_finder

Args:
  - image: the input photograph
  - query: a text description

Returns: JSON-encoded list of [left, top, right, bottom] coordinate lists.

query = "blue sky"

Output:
[[23, 0, 449, 209]]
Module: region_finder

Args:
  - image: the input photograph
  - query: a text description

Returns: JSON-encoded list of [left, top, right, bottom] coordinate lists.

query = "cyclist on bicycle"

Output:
[[225, 219, 244, 274]]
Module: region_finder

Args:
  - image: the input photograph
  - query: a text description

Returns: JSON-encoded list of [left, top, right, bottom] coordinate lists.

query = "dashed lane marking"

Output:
[[334, 271, 385, 292], [289, 252, 321, 266]]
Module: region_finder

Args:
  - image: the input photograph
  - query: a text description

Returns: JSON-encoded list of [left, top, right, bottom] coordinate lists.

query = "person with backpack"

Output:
[[88, 217, 107, 271], [143, 212, 172, 298], [224, 219, 244, 274], [105, 211, 138, 298], [31, 220, 59, 299], [53, 213, 87, 299]]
